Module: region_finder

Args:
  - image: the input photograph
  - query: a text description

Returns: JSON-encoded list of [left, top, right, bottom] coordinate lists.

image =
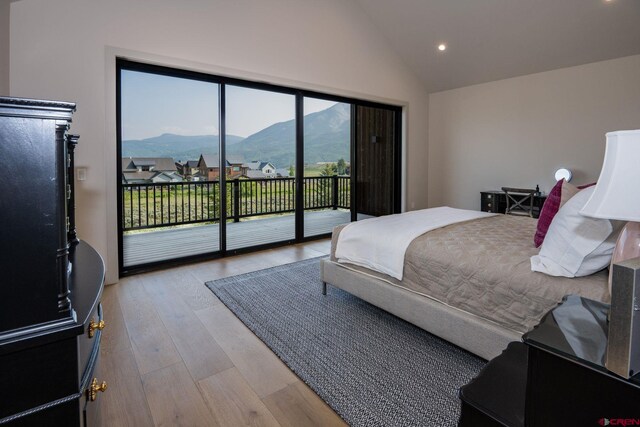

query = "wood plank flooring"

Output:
[[99, 239, 347, 427]]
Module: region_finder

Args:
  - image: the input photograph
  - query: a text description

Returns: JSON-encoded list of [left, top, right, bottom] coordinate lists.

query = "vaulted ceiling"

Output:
[[7, 0, 640, 93], [354, 0, 640, 92]]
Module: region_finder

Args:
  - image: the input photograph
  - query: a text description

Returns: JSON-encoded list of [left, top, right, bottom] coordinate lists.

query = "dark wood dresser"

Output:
[[0, 97, 106, 426]]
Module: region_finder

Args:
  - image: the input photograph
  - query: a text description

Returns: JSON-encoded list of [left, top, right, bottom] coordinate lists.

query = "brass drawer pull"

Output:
[[88, 318, 106, 338], [88, 378, 107, 402]]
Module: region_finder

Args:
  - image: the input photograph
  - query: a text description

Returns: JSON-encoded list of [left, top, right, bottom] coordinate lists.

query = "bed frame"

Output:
[[320, 258, 521, 361]]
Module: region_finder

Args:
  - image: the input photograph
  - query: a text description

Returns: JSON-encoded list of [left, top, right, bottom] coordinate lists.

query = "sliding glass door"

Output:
[[224, 85, 296, 250], [117, 59, 402, 275], [119, 68, 220, 269], [303, 98, 352, 237]]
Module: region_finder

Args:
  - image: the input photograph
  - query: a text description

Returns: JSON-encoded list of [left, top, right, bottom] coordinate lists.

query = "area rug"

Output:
[[205, 257, 485, 427]]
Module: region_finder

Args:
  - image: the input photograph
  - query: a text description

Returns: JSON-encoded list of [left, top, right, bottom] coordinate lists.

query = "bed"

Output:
[[320, 212, 610, 360]]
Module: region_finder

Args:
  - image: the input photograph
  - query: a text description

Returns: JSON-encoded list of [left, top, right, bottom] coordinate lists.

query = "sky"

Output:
[[121, 70, 338, 140]]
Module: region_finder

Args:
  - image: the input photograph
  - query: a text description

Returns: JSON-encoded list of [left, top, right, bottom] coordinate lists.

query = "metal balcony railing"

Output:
[[121, 175, 350, 231]]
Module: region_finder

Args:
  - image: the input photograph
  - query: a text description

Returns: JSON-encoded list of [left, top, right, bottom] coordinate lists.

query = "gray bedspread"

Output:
[[331, 214, 609, 334]]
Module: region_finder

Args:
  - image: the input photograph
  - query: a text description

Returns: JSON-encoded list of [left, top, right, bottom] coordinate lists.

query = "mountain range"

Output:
[[121, 133, 244, 163], [122, 103, 350, 168]]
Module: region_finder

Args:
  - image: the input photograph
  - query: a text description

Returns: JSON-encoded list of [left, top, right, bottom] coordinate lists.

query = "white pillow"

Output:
[[531, 186, 621, 277]]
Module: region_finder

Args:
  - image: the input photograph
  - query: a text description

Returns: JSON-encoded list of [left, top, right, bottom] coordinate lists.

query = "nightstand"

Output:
[[458, 342, 527, 427], [459, 295, 640, 426], [480, 191, 547, 218]]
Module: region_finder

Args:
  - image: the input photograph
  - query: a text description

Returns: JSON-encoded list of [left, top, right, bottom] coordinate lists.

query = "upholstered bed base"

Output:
[[320, 258, 520, 361]]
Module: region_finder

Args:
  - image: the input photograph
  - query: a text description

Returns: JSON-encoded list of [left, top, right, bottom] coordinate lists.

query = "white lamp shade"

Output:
[[580, 130, 640, 221]]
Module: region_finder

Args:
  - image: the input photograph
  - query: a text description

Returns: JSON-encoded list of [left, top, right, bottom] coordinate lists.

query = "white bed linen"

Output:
[[335, 207, 495, 280]]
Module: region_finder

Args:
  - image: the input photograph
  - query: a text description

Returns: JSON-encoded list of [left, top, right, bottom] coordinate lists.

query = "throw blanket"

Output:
[[335, 207, 495, 280]]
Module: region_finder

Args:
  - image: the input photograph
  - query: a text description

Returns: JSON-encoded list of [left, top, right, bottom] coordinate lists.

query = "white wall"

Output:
[[0, 0, 9, 95], [428, 55, 640, 210], [10, 0, 429, 283]]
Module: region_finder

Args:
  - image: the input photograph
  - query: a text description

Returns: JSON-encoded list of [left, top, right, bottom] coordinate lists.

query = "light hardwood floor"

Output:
[[99, 239, 347, 427]]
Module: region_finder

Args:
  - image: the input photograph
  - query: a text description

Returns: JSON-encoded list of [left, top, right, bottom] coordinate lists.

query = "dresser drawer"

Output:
[[78, 308, 104, 427], [480, 192, 498, 213], [480, 192, 507, 214], [482, 202, 494, 211], [0, 337, 78, 422], [78, 303, 103, 380], [82, 348, 104, 427], [2, 398, 78, 426]]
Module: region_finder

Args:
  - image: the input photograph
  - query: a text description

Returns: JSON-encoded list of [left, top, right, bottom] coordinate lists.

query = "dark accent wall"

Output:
[[355, 106, 397, 217]]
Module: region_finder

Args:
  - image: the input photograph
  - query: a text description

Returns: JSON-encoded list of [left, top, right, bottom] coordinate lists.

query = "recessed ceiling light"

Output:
[[438, 44, 447, 51]]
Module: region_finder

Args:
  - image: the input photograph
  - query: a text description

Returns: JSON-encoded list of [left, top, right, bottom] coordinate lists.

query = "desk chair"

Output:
[[501, 187, 536, 217]]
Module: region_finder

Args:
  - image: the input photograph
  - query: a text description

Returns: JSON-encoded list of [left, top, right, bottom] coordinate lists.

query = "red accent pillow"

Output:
[[535, 180, 564, 247], [577, 182, 596, 189], [534, 179, 579, 247]]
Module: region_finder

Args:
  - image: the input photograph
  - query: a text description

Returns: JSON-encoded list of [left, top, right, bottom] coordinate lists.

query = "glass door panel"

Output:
[[119, 69, 220, 268], [224, 86, 296, 250], [302, 98, 352, 237]]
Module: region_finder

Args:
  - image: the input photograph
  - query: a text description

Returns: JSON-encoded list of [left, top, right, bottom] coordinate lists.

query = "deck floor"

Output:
[[123, 209, 351, 267]]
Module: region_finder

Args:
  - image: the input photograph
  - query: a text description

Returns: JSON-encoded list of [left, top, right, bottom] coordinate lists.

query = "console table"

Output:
[[458, 296, 640, 426], [480, 191, 547, 218]]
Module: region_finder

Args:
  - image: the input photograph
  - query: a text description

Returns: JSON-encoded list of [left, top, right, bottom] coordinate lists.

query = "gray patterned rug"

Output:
[[205, 257, 485, 426]]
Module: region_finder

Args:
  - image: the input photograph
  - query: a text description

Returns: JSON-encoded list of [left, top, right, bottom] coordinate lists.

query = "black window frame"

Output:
[[116, 58, 402, 276]]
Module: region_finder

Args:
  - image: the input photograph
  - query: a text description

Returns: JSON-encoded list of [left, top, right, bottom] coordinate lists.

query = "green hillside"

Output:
[[227, 103, 350, 168]]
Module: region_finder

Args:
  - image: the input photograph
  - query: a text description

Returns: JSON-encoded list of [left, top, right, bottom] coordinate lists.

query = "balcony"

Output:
[[122, 176, 351, 267]]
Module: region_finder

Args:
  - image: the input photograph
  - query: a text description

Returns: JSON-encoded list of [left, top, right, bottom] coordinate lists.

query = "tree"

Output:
[[288, 164, 295, 177], [336, 158, 346, 175], [320, 163, 337, 177], [317, 163, 337, 205]]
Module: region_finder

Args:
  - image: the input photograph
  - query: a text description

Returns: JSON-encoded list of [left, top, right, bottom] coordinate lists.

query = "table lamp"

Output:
[[580, 129, 640, 379]]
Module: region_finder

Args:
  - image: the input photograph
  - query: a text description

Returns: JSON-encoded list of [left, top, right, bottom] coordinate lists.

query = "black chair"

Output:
[[501, 187, 536, 217]]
